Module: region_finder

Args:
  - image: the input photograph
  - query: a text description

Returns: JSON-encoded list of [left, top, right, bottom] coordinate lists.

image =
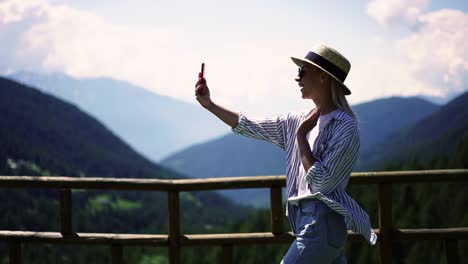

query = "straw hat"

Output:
[[291, 44, 352, 95]]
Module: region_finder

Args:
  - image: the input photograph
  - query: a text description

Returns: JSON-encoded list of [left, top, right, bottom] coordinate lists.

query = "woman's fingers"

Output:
[[195, 78, 206, 87], [195, 86, 204, 95], [195, 77, 208, 96]]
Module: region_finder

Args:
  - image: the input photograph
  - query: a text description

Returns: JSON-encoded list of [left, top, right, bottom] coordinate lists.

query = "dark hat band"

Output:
[[305, 51, 347, 82]]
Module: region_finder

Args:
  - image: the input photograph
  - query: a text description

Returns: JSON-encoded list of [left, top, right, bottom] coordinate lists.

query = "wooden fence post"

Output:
[[222, 244, 234, 264], [378, 183, 393, 264], [111, 244, 124, 264], [168, 191, 180, 264], [270, 187, 283, 235], [60, 189, 73, 234], [9, 241, 22, 264], [445, 239, 459, 264]]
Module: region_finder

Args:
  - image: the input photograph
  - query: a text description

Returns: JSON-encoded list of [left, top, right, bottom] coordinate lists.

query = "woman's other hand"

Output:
[[297, 108, 320, 137], [195, 77, 213, 109]]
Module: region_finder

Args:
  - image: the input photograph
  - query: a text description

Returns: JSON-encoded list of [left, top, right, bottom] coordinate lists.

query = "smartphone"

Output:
[[198, 63, 205, 95], [198, 63, 205, 79]]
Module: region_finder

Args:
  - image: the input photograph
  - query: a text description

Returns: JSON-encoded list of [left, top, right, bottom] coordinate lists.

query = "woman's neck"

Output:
[[312, 97, 337, 116]]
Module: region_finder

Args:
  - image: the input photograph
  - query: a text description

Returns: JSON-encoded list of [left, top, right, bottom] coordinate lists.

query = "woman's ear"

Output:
[[320, 72, 329, 83]]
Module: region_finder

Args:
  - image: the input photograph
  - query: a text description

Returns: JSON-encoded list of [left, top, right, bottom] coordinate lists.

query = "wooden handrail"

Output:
[[395, 228, 468, 240], [2, 228, 467, 244], [0, 169, 467, 264], [0, 231, 169, 245], [0, 169, 466, 190]]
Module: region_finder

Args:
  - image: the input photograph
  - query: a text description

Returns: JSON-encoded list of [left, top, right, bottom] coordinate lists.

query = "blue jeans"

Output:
[[281, 199, 347, 264]]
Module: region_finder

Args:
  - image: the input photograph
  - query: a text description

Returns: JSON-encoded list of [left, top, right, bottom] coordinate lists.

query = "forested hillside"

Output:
[[0, 77, 250, 263], [225, 136, 468, 263], [8, 71, 229, 161], [161, 96, 444, 206], [360, 91, 468, 170], [0, 76, 465, 263]]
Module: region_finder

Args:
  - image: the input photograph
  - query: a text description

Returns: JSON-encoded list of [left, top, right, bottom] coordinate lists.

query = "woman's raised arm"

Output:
[[194, 77, 287, 149], [195, 77, 239, 128]]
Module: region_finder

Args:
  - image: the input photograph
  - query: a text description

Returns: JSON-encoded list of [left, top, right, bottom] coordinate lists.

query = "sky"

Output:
[[0, 0, 467, 116]]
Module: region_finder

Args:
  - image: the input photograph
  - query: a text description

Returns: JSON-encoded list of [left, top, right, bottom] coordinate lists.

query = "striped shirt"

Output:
[[232, 108, 378, 245], [295, 109, 337, 200]]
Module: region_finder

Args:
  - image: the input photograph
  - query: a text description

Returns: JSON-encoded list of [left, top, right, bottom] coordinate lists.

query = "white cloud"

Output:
[[7, 1, 190, 95], [366, 0, 428, 27], [1, 0, 466, 116], [348, 51, 443, 105], [0, 0, 47, 24], [365, 1, 468, 101], [397, 9, 468, 95], [0, 0, 310, 116]]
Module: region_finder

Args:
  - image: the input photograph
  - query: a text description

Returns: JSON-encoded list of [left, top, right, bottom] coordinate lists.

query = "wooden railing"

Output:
[[0, 169, 467, 264]]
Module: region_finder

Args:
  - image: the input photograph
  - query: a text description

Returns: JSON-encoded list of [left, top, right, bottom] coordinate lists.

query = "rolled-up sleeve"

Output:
[[305, 122, 360, 195], [232, 112, 287, 150]]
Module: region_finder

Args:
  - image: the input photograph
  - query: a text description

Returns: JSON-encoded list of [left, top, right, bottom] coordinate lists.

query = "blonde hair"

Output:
[[329, 77, 357, 120]]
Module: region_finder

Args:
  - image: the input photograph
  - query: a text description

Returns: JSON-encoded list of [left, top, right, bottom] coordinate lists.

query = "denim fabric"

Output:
[[281, 199, 347, 264]]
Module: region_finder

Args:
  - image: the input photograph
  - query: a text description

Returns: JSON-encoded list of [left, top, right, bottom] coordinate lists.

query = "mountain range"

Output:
[[161, 94, 468, 206], [7, 71, 467, 208], [0, 76, 249, 238], [8, 71, 229, 162], [360, 91, 468, 170], [1, 74, 465, 263], [158, 96, 440, 176], [352, 96, 440, 159]]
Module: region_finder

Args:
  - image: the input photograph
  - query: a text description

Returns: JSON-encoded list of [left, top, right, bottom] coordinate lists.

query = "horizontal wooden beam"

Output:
[[2, 228, 467, 247], [350, 169, 468, 184], [0, 176, 179, 191], [181, 229, 382, 245], [0, 230, 381, 246], [395, 228, 468, 240], [0, 170, 466, 191], [181, 232, 295, 245], [0, 175, 286, 191], [0, 231, 168, 246]]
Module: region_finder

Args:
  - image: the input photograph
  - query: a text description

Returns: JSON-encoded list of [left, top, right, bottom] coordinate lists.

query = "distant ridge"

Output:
[[161, 96, 440, 206], [0, 76, 174, 178], [360, 91, 468, 170], [0, 75, 248, 220], [353, 96, 440, 157], [0, 76, 251, 262], [8, 71, 229, 161]]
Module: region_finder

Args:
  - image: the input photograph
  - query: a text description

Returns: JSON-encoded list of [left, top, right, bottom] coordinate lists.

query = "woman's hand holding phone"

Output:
[[195, 63, 212, 109]]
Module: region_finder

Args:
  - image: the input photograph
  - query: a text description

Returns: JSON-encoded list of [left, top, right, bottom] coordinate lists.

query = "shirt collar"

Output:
[[333, 108, 349, 121], [307, 108, 349, 121]]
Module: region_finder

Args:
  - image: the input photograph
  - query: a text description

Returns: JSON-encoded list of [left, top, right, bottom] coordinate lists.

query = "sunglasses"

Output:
[[298, 66, 320, 79], [298, 67, 306, 79]]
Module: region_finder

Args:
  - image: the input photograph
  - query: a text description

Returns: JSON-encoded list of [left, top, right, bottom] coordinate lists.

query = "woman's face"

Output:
[[295, 65, 328, 100]]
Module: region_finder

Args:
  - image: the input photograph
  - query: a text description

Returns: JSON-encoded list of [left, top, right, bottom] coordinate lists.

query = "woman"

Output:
[[194, 44, 377, 263]]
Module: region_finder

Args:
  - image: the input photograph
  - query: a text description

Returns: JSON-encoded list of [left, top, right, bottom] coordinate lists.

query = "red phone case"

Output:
[[198, 63, 205, 79], [198, 63, 205, 94]]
